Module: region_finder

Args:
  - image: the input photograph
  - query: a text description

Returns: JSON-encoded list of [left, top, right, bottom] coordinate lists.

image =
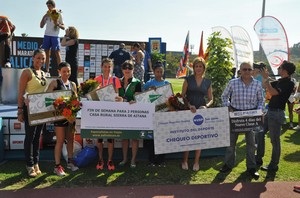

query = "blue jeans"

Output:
[[224, 130, 256, 169], [256, 109, 285, 168]]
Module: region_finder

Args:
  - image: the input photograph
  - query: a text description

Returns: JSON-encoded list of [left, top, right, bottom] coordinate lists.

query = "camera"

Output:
[[253, 62, 266, 71]]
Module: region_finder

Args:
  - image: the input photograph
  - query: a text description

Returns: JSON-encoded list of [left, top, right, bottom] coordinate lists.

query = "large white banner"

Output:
[[80, 101, 155, 139], [154, 107, 230, 154], [212, 26, 236, 68], [254, 16, 289, 76], [231, 26, 254, 71]]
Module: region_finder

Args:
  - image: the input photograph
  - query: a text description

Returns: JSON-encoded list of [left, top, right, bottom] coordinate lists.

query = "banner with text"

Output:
[[86, 84, 118, 101], [27, 90, 72, 125], [229, 109, 263, 133], [135, 83, 173, 112], [154, 107, 230, 154], [80, 101, 155, 139]]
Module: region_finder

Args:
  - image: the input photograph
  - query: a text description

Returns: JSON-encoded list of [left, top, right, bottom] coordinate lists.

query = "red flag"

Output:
[[176, 31, 189, 78], [198, 31, 204, 58]]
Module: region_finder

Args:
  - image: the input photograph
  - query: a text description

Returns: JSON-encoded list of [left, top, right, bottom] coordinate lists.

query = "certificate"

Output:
[[85, 84, 117, 101], [153, 107, 230, 154], [27, 90, 72, 125], [229, 109, 263, 133], [80, 101, 155, 139], [135, 83, 173, 112]]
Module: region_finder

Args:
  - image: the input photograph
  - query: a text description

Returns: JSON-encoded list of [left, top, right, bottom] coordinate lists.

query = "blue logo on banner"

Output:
[[193, 114, 204, 125]]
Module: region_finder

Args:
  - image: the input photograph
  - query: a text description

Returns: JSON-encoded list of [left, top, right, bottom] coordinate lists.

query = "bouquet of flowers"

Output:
[[53, 94, 82, 123], [78, 79, 100, 98], [47, 9, 61, 30], [167, 93, 190, 111]]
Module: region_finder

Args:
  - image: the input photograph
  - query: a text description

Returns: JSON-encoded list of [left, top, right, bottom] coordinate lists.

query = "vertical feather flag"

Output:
[[176, 31, 189, 78]]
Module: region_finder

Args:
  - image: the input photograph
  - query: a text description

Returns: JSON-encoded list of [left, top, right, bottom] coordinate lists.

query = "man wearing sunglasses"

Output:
[[256, 60, 296, 172], [220, 62, 264, 179]]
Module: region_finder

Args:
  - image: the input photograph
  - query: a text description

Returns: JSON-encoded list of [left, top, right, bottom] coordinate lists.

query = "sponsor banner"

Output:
[[229, 109, 263, 133], [27, 90, 72, 125], [80, 101, 155, 139], [154, 107, 230, 154], [254, 16, 289, 76], [85, 84, 118, 101], [10, 134, 25, 150], [9, 119, 25, 134], [135, 84, 173, 112]]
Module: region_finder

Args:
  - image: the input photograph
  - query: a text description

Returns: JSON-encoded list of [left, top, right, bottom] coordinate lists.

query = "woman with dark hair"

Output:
[[17, 49, 49, 177], [46, 61, 79, 176], [118, 60, 142, 168], [143, 61, 169, 167]]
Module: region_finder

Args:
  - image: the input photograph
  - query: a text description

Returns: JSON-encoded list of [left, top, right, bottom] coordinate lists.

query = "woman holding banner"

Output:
[[94, 58, 122, 171], [17, 49, 49, 177], [118, 60, 142, 168], [181, 57, 213, 171]]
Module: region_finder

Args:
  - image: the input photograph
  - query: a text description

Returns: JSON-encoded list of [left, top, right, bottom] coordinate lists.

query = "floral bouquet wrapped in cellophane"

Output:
[[167, 93, 190, 111], [78, 79, 100, 99], [47, 9, 62, 30], [53, 94, 82, 124]]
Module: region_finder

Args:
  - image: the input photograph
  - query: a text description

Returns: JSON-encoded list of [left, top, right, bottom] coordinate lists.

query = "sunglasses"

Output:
[[242, 68, 253, 71], [122, 66, 133, 70]]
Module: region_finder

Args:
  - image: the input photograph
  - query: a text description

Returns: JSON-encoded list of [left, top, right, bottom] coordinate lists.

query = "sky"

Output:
[[2, 0, 299, 53]]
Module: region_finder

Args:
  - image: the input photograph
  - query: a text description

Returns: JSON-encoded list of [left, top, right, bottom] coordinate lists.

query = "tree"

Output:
[[205, 32, 234, 107], [165, 52, 181, 77], [151, 52, 165, 65]]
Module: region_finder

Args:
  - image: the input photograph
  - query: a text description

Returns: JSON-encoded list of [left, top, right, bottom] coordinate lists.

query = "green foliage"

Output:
[[205, 32, 234, 107], [165, 52, 181, 78], [151, 52, 165, 65]]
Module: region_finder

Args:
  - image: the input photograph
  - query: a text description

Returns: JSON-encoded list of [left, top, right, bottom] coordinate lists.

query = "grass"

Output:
[[167, 78, 184, 93], [1, 78, 300, 190]]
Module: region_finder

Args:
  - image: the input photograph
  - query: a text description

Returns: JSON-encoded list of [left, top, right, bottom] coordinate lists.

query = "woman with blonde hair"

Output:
[[181, 57, 213, 171], [61, 26, 79, 86]]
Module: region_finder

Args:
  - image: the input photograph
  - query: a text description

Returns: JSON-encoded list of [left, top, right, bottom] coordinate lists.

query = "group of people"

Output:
[[13, 0, 156, 177], [108, 42, 153, 84], [16, 47, 164, 177], [220, 61, 296, 179], [16, 0, 79, 177], [11, 0, 300, 182]]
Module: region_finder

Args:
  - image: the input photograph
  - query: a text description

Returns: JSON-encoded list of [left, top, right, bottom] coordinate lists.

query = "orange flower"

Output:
[[53, 95, 82, 123]]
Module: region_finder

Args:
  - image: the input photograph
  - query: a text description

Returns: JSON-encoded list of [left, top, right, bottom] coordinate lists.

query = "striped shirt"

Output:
[[221, 77, 264, 110]]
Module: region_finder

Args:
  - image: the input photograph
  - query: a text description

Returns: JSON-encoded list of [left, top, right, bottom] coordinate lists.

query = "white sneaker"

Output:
[[54, 165, 66, 176], [293, 125, 300, 130], [67, 162, 79, 171], [33, 164, 42, 175], [26, 166, 37, 177], [4, 62, 11, 68]]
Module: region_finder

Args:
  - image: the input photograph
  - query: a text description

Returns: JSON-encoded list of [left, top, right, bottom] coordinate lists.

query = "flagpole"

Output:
[[259, 0, 266, 60]]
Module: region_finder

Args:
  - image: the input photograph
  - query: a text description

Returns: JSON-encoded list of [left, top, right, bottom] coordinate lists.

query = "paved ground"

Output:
[[1, 181, 300, 198]]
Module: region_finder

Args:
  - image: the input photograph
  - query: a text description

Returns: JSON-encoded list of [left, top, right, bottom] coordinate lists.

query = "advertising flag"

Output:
[[254, 16, 289, 75], [231, 26, 254, 73]]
